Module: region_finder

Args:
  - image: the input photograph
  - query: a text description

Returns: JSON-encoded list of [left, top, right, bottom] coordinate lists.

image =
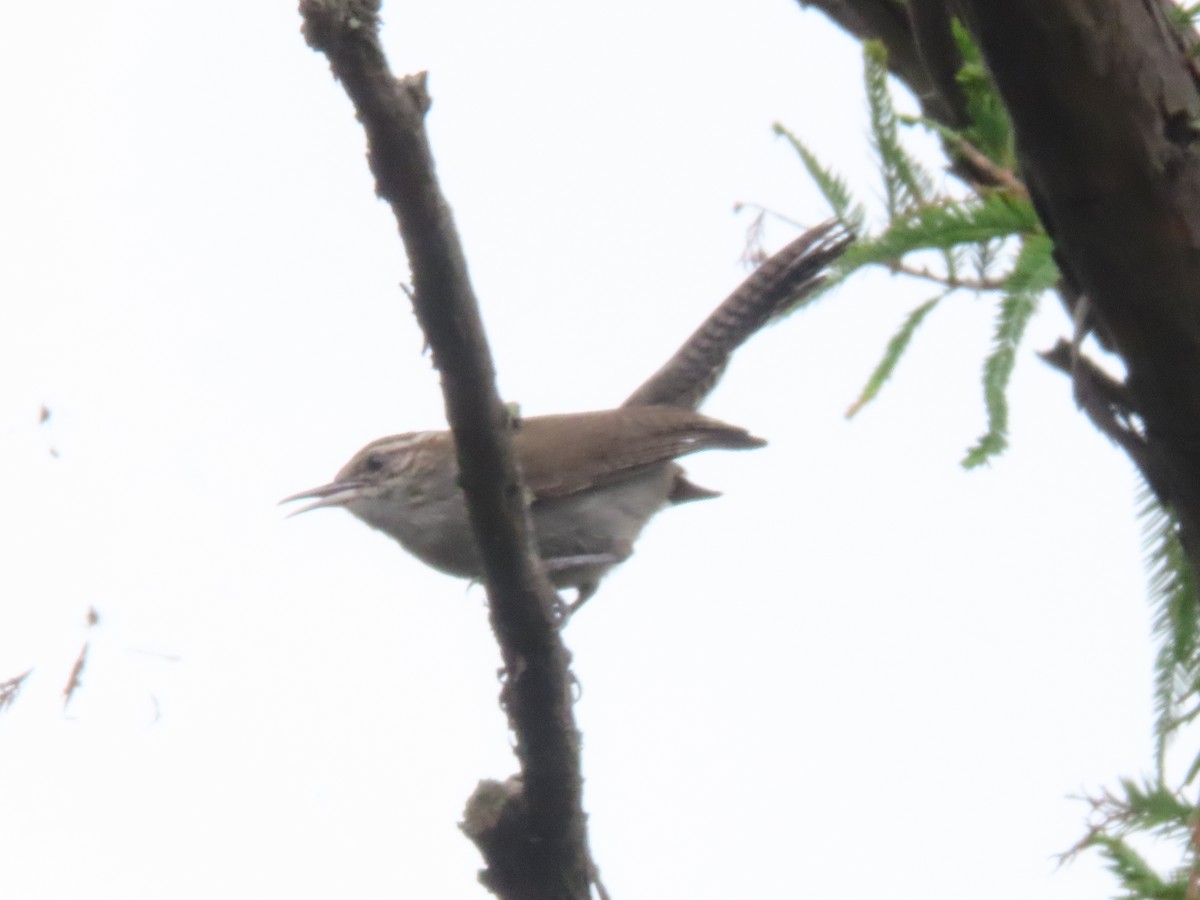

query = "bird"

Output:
[[283, 222, 850, 606]]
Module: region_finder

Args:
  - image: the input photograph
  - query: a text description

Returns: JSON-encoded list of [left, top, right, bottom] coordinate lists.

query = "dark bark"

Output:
[[298, 3, 590, 898], [952, 0, 1200, 574]]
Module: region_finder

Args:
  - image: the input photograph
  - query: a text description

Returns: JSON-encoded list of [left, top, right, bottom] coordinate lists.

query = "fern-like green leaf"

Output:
[[960, 294, 1036, 468], [950, 21, 1014, 168], [1139, 483, 1200, 777], [1116, 777, 1195, 839], [1091, 835, 1185, 900], [1004, 231, 1058, 293], [846, 296, 942, 418], [837, 193, 1040, 276], [864, 41, 934, 219], [961, 240, 1042, 468], [772, 123, 865, 230]]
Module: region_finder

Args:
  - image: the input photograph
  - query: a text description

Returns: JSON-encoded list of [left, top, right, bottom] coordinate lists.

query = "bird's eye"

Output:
[[364, 454, 384, 472]]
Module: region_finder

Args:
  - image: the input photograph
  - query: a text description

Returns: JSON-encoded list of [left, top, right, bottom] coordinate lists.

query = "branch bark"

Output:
[[298, 3, 590, 897]]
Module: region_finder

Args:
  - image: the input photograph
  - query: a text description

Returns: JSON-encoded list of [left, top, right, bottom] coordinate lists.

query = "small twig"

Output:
[[590, 865, 613, 900], [63, 644, 88, 710], [891, 261, 1005, 291], [734, 202, 812, 267], [1190, 810, 1200, 900], [1040, 341, 1140, 434], [1038, 339, 1180, 510], [62, 607, 101, 712], [737, 207, 770, 266], [733, 201, 807, 234], [941, 131, 1029, 199], [1056, 785, 1132, 865], [0, 668, 32, 715]]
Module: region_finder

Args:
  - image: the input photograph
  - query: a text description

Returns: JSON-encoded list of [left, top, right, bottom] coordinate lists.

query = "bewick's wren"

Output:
[[284, 223, 850, 602]]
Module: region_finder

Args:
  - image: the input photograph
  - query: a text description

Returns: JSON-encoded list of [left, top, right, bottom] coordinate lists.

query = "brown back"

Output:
[[515, 407, 765, 499]]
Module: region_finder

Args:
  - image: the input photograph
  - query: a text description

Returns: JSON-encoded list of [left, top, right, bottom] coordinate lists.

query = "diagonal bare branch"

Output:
[[298, 2, 590, 896]]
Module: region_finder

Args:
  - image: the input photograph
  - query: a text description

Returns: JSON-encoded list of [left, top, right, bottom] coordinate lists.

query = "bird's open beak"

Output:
[[279, 481, 366, 517]]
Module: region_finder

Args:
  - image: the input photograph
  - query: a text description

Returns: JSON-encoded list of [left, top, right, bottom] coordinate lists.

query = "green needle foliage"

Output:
[[962, 234, 1056, 467], [1056, 475, 1200, 900], [777, 29, 1200, 900], [778, 40, 1049, 467], [961, 288, 1035, 466], [863, 41, 934, 218], [1091, 834, 1184, 900], [836, 193, 1039, 266], [1068, 778, 1195, 900], [950, 20, 1015, 168], [1141, 485, 1200, 776], [845, 294, 942, 418], [772, 123, 864, 232]]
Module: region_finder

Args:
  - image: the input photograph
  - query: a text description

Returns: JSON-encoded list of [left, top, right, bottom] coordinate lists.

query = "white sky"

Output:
[[0, 2, 1162, 898]]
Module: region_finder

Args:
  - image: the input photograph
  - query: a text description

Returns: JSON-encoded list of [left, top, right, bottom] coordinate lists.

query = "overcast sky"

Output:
[[0, 2, 1162, 898]]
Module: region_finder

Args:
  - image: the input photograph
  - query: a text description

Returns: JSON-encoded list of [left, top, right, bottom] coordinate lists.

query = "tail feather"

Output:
[[668, 475, 722, 504], [623, 221, 852, 410]]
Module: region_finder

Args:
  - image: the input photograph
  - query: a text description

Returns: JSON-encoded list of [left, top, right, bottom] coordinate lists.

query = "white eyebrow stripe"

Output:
[[364, 432, 436, 455]]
